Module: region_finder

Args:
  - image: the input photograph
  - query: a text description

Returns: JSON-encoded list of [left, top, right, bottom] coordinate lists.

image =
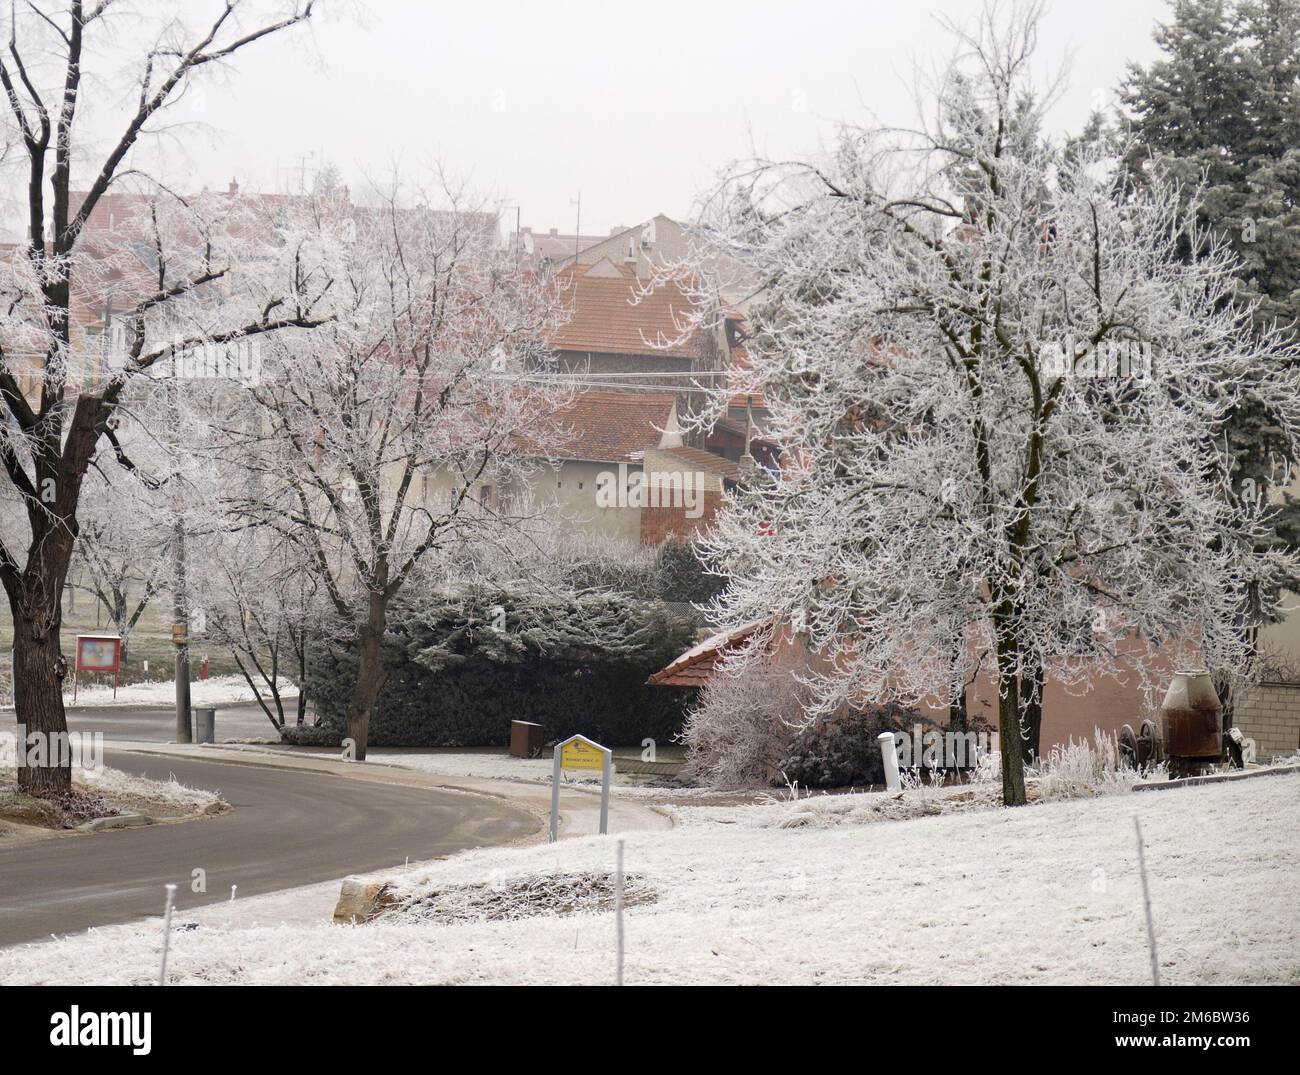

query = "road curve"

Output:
[[0, 749, 538, 948]]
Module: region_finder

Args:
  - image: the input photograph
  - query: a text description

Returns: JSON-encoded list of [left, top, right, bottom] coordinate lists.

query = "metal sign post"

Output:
[[550, 734, 614, 842]]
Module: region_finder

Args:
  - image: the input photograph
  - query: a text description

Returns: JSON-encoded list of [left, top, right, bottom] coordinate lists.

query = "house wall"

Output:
[[932, 656, 1175, 753], [1235, 682, 1300, 761], [636, 447, 725, 544], [640, 490, 722, 544], [566, 215, 757, 307], [539, 459, 643, 544], [567, 216, 691, 281], [416, 459, 643, 546], [744, 626, 1181, 756]]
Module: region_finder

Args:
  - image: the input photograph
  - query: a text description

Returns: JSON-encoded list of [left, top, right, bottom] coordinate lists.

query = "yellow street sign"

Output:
[[561, 737, 605, 771], [551, 734, 613, 840], [546, 738, 611, 847]]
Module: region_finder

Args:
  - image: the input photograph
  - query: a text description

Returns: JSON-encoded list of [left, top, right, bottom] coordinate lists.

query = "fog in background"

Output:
[[4, 0, 1172, 237]]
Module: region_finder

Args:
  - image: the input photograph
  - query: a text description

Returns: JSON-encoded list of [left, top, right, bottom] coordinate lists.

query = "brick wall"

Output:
[[1235, 682, 1300, 762], [639, 490, 721, 544]]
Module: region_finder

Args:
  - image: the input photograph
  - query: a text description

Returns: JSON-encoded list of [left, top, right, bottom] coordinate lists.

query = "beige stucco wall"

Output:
[[533, 459, 643, 543], [412, 458, 642, 546]]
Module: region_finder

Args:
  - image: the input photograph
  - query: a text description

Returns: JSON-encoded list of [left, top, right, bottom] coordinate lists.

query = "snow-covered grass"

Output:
[[671, 732, 1158, 830], [1, 769, 1295, 985], [296, 748, 723, 800], [675, 781, 999, 829], [1033, 730, 1166, 800], [0, 674, 298, 711], [0, 741, 225, 825], [75, 766, 225, 813]]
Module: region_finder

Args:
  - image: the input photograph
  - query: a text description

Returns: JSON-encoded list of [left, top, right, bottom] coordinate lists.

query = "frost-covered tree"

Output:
[[680, 658, 808, 789], [685, 1, 1300, 805], [205, 534, 321, 732], [68, 421, 172, 659], [224, 183, 571, 760], [0, 1, 325, 793]]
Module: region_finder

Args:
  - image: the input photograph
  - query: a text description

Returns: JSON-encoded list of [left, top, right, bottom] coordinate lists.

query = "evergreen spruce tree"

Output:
[[1123, 0, 1300, 644]]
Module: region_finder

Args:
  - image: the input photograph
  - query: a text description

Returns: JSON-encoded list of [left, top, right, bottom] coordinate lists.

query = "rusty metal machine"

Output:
[[1118, 718, 1164, 770], [1160, 669, 1223, 777]]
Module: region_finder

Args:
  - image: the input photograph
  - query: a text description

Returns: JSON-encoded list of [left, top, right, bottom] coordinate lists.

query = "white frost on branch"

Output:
[[664, 3, 1300, 802]]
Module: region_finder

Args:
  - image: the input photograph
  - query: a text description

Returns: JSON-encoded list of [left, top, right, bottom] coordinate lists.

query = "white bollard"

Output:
[[877, 731, 902, 793]]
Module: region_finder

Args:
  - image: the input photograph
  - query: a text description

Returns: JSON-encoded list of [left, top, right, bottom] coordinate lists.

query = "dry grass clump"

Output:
[[400, 871, 655, 924]]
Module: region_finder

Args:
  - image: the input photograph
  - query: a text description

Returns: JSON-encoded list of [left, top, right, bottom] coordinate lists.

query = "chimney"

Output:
[[657, 401, 684, 449]]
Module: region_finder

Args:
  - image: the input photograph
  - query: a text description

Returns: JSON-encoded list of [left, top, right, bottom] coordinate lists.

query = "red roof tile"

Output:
[[534, 390, 677, 462], [658, 445, 740, 482], [647, 617, 775, 686], [550, 261, 706, 360]]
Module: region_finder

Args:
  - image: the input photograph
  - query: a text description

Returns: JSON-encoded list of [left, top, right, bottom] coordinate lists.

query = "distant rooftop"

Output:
[[509, 226, 609, 263]]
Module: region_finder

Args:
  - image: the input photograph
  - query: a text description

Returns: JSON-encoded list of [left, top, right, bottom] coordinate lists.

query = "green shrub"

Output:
[[556, 538, 724, 606], [279, 723, 339, 747], [653, 539, 726, 605], [301, 587, 698, 748], [778, 705, 933, 788]]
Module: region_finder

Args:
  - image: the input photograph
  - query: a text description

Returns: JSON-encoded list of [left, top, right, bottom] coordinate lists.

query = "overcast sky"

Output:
[[117, 0, 1173, 235]]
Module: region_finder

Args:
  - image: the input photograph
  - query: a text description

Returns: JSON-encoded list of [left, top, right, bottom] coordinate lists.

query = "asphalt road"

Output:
[[66, 702, 281, 743], [0, 748, 538, 947]]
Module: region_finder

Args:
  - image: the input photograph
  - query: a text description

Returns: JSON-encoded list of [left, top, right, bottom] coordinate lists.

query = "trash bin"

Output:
[[193, 706, 216, 745], [510, 720, 544, 758]]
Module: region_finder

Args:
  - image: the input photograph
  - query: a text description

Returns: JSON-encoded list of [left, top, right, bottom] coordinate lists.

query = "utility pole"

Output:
[[169, 379, 192, 743], [172, 515, 192, 743]]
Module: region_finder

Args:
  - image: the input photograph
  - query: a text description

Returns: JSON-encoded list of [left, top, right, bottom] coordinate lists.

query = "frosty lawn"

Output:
[[1, 770, 1294, 985], [288, 747, 720, 800], [0, 762, 226, 837], [57, 674, 296, 710]]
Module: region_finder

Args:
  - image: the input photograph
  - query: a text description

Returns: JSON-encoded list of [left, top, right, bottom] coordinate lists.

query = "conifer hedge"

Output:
[[290, 588, 698, 747]]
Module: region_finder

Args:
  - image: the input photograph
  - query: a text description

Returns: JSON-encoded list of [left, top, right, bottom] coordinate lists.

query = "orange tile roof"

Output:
[[550, 262, 705, 359], [647, 617, 775, 686], [658, 445, 740, 482], [533, 390, 678, 463]]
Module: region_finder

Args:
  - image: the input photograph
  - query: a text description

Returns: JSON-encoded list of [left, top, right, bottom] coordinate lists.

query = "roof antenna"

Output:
[[571, 191, 581, 258]]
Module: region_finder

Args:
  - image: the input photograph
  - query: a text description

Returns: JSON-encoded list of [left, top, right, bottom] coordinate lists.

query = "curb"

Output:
[[76, 798, 228, 832], [78, 812, 153, 832], [1132, 762, 1300, 792]]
